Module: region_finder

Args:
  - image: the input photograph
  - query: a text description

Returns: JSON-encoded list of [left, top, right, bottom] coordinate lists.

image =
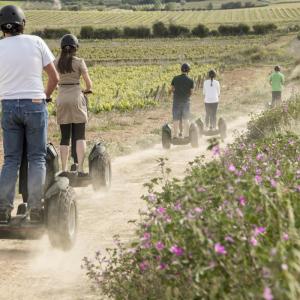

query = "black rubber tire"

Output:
[[189, 123, 199, 148], [46, 186, 77, 251], [218, 118, 227, 139], [90, 151, 112, 191], [195, 118, 204, 138], [162, 129, 171, 149]]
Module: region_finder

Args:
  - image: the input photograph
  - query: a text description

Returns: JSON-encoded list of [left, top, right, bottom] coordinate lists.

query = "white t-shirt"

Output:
[[0, 34, 55, 100], [203, 79, 220, 103]]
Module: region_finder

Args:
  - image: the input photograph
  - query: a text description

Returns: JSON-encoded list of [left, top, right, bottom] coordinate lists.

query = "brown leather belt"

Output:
[[59, 83, 80, 86]]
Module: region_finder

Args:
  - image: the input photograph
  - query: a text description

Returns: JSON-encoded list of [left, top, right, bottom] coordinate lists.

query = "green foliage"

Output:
[[83, 99, 300, 299], [253, 23, 277, 35], [32, 28, 71, 39], [191, 23, 209, 38]]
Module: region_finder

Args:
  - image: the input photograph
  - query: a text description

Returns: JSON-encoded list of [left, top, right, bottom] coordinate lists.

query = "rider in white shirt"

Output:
[[0, 5, 59, 222], [203, 70, 220, 130]]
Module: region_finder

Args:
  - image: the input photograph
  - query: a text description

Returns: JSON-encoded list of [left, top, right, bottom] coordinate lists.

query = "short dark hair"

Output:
[[274, 65, 281, 72], [1, 23, 23, 35]]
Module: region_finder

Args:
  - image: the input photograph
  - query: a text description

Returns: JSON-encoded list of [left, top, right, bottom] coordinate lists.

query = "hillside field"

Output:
[[22, 3, 300, 32]]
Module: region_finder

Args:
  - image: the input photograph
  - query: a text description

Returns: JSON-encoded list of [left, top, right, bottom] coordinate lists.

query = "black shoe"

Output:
[[70, 163, 78, 172], [0, 209, 11, 223], [30, 209, 43, 223], [78, 172, 89, 178]]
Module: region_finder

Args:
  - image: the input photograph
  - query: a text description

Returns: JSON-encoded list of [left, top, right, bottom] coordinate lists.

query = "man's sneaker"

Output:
[[0, 209, 11, 223], [30, 209, 43, 223]]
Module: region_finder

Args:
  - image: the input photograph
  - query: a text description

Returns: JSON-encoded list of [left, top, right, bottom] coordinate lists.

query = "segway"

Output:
[[58, 91, 112, 191], [0, 140, 77, 251], [196, 117, 227, 139], [162, 119, 199, 149]]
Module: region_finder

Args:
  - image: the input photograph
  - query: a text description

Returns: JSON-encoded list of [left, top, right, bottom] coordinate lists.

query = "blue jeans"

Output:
[[172, 100, 190, 121], [0, 99, 48, 210]]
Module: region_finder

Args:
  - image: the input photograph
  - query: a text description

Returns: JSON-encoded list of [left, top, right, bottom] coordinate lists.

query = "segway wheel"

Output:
[[218, 118, 227, 139], [46, 186, 77, 251], [195, 118, 204, 138], [90, 151, 112, 191], [162, 126, 171, 149], [189, 123, 199, 148]]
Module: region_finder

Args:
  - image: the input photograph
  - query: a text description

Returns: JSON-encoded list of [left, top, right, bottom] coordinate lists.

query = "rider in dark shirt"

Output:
[[170, 63, 194, 138]]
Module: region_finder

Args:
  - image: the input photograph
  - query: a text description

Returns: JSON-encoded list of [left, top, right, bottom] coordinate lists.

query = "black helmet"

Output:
[[60, 34, 79, 49], [274, 65, 281, 72], [208, 69, 217, 78], [0, 5, 25, 27], [181, 63, 191, 73]]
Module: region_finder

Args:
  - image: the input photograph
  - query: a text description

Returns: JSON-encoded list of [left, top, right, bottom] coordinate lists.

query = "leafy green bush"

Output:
[[32, 28, 71, 39], [191, 23, 209, 38], [152, 21, 169, 37], [168, 24, 190, 37], [123, 26, 151, 38], [80, 26, 95, 39], [83, 99, 300, 299], [253, 23, 277, 35]]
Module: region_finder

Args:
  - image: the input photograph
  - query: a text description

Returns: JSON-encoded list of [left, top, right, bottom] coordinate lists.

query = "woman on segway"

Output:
[[55, 34, 92, 177], [203, 69, 220, 130]]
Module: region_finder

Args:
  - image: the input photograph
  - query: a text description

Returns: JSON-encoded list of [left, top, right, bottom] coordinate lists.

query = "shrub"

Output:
[[221, 1, 242, 9], [253, 23, 277, 35], [168, 24, 190, 37], [80, 26, 94, 39], [32, 28, 71, 39], [191, 24, 209, 37], [94, 28, 122, 39], [84, 98, 300, 299], [218, 24, 250, 36], [152, 21, 169, 37], [123, 26, 151, 38]]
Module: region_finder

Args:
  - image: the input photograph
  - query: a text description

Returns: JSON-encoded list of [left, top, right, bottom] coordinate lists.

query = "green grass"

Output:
[[24, 3, 300, 32]]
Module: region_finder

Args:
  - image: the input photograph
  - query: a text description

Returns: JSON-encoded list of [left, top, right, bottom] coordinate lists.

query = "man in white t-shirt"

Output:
[[0, 5, 59, 222]]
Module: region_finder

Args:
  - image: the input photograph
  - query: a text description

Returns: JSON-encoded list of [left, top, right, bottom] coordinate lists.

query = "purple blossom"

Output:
[[256, 153, 264, 161], [250, 237, 258, 246], [263, 287, 273, 300], [139, 261, 149, 271], [147, 193, 157, 202], [225, 236, 234, 243], [155, 241, 165, 251], [174, 202, 182, 211], [255, 175, 262, 185], [170, 245, 184, 256], [214, 243, 227, 255], [254, 226, 266, 236], [157, 207, 166, 215], [194, 207, 203, 214], [197, 186, 206, 192], [238, 196, 246, 206], [282, 233, 289, 241], [158, 263, 167, 270], [212, 145, 220, 156], [228, 164, 236, 172], [270, 179, 277, 188], [275, 169, 281, 178]]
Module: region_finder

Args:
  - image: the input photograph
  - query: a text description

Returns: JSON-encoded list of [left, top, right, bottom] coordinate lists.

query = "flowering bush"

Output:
[[83, 99, 300, 299]]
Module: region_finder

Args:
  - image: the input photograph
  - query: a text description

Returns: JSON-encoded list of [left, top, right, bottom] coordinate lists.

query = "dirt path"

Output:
[[0, 67, 271, 300]]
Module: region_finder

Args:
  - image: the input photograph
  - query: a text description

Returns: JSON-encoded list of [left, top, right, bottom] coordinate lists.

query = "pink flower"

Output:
[[255, 175, 262, 185], [270, 179, 277, 188], [155, 241, 165, 251], [214, 243, 227, 255], [197, 186, 206, 192], [256, 153, 264, 161], [238, 196, 246, 206], [263, 287, 273, 300], [158, 263, 167, 270], [170, 245, 184, 256], [157, 207, 166, 215], [228, 164, 236, 172], [142, 232, 151, 241], [174, 202, 182, 211], [282, 233, 289, 241], [139, 261, 149, 271], [225, 236, 234, 243], [147, 193, 157, 202], [194, 207, 203, 213], [275, 169, 281, 178], [250, 237, 258, 246], [254, 226, 266, 236], [212, 145, 220, 156]]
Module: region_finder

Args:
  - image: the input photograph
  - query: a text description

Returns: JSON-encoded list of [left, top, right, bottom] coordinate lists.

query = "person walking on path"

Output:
[[55, 34, 92, 177], [203, 69, 220, 130], [269, 65, 284, 107], [0, 5, 58, 222], [170, 63, 194, 139]]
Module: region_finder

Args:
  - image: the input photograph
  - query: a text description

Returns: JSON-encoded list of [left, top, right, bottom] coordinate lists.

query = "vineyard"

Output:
[[47, 35, 275, 64], [24, 3, 300, 32]]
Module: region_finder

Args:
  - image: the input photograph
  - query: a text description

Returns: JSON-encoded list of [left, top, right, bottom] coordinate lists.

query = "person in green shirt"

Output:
[[269, 65, 285, 107]]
